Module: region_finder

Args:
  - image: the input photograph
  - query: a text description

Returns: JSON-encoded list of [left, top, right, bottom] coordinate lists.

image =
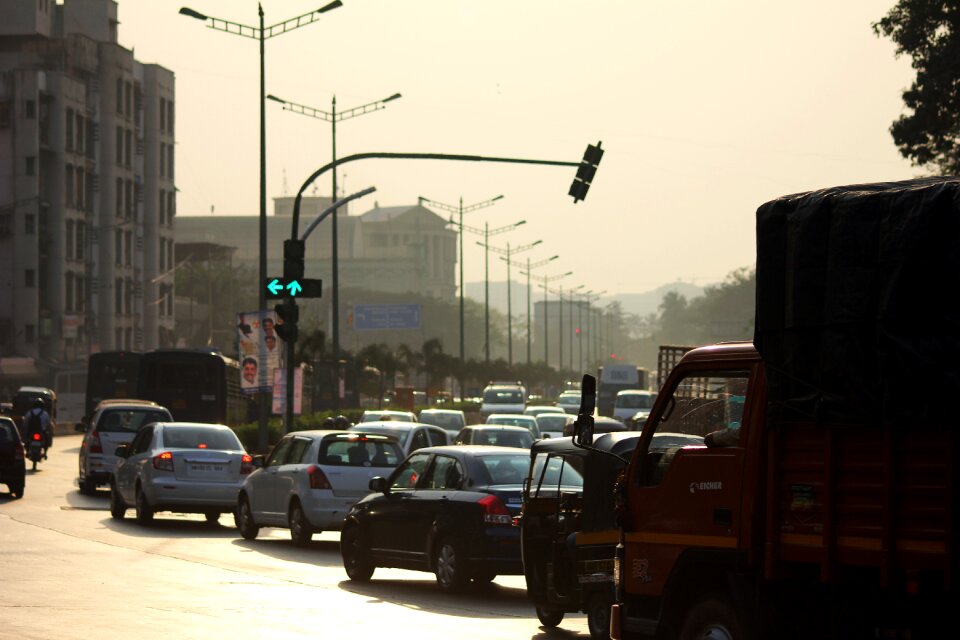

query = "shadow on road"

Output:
[[230, 536, 346, 569], [530, 627, 587, 639], [101, 514, 241, 539]]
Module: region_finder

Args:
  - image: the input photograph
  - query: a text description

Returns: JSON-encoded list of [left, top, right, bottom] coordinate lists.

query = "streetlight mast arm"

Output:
[[265, 2, 342, 38], [485, 239, 541, 256], [300, 186, 376, 241], [511, 254, 558, 270]]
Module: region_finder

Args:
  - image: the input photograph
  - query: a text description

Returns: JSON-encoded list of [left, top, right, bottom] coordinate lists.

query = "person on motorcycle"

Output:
[[333, 415, 351, 429], [22, 399, 52, 459]]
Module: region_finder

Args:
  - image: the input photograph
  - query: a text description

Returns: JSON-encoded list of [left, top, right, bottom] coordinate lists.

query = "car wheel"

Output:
[[80, 475, 97, 496], [340, 526, 374, 582], [536, 606, 565, 627], [678, 596, 744, 640], [288, 501, 314, 547], [109, 482, 126, 520], [434, 537, 469, 591], [10, 482, 24, 499], [236, 496, 259, 540], [587, 591, 613, 639], [134, 485, 154, 525]]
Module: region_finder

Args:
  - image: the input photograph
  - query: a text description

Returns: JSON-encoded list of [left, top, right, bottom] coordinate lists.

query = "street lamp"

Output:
[[179, 0, 342, 449], [268, 90, 401, 409], [419, 195, 503, 373], [536, 271, 572, 368], [516, 255, 559, 364], [482, 239, 541, 366], [466, 219, 525, 362]]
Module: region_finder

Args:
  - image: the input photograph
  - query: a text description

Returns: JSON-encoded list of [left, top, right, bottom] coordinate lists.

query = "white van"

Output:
[[480, 383, 526, 419]]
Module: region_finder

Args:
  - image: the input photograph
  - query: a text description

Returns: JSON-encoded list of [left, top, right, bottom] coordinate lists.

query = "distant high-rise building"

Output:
[[0, 0, 175, 368]]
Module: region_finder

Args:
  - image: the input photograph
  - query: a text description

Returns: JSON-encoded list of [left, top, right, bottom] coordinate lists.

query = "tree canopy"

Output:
[[874, 1, 960, 173]]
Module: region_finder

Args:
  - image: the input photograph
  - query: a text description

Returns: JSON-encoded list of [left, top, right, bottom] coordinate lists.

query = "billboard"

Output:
[[272, 366, 303, 415], [353, 304, 422, 330], [237, 310, 283, 395]]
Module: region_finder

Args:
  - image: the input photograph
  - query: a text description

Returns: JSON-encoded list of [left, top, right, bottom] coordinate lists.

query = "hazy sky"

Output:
[[120, 0, 918, 295]]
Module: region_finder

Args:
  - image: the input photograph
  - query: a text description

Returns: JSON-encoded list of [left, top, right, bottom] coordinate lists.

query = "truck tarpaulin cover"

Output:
[[754, 177, 960, 426]]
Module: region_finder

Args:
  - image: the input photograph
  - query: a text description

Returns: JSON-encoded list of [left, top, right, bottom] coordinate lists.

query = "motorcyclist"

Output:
[[333, 415, 352, 429], [22, 399, 52, 459]]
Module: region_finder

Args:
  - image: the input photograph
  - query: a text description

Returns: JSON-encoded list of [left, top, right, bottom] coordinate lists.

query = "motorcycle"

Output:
[[27, 432, 43, 471]]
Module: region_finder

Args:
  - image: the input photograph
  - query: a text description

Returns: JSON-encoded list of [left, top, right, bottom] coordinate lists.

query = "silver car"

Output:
[[110, 422, 252, 525], [454, 425, 534, 449], [235, 431, 404, 546], [347, 422, 450, 455]]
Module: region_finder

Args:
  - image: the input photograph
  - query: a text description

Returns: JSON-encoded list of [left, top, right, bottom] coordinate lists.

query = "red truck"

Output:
[[600, 179, 958, 639]]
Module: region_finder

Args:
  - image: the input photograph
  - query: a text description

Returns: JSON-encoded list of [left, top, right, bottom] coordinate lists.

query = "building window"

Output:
[[76, 275, 85, 313], [65, 164, 75, 208], [76, 166, 84, 209], [160, 97, 166, 131], [116, 79, 123, 114], [167, 284, 173, 316], [25, 99, 36, 119], [116, 125, 122, 164], [115, 279, 122, 314], [66, 220, 74, 260], [125, 278, 133, 315], [115, 328, 122, 347], [25, 156, 35, 176], [76, 221, 85, 261], [115, 230, 122, 266], [167, 147, 173, 179], [65, 108, 74, 151], [125, 231, 132, 266], [159, 143, 165, 177], [167, 191, 175, 222], [25, 325, 35, 344], [167, 100, 174, 135], [0, 214, 11, 238], [159, 189, 166, 225], [25, 269, 35, 287], [0, 101, 10, 128], [24, 214, 35, 235], [125, 82, 132, 118], [76, 113, 84, 154], [125, 179, 133, 218], [116, 178, 123, 216], [65, 272, 74, 312], [124, 129, 131, 167], [167, 240, 174, 272]]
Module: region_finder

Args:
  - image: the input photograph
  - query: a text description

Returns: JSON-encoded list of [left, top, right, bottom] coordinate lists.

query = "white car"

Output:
[[535, 413, 575, 439], [613, 390, 657, 423], [358, 409, 416, 423], [485, 413, 541, 439], [347, 422, 450, 455], [454, 425, 534, 449], [110, 422, 252, 525], [556, 392, 582, 415], [235, 430, 404, 546], [480, 384, 526, 419], [78, 400, 173, 495], [418, 409, 467, 437]]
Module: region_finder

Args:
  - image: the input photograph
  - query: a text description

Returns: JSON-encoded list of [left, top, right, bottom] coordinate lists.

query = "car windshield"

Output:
[[420, 413, 463, 430], [484, 389, 523, 403], [531, 453, 586, 497], [558, 395, 580, 406], [488, 416, 535, 428], [474, 453, 529, 485], [350, 425, 412, 447], [537, 414, 570, 430], [160, 426, 241, 450], [469, 429, 533, 448], [0, 421, 17, 444], [320, 437, 403, 467], [617, 393, 654, 409], [98, 409, 171, 433], [361, 412, 414, 423]]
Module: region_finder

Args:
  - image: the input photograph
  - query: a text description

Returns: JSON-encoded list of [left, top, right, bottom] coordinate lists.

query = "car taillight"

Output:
[[478, 494, 512, 525], [87, 429, 103, 454], [152, 451, 174, 471], [14, 443, 24, 460], [307, 464, 331, 490], [240, 454, 254, 475]]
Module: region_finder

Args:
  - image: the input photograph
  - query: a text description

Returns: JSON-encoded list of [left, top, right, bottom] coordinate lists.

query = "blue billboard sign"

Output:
[[353, 304, 422, 330]]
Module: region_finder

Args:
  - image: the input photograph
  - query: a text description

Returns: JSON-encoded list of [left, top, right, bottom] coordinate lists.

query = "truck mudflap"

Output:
[[609, 603, 622, 640]]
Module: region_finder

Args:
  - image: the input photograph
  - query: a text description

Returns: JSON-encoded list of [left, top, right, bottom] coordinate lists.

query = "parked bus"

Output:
[[136, 350, 246, 426], [85, 351, 142, 417]]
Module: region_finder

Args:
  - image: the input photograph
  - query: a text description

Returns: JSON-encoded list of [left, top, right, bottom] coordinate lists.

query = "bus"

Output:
[[136, 349, 247, 426], [85, 351, 142, 417]]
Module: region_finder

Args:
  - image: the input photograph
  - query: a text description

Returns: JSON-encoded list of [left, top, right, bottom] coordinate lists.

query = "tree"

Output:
[[874, 2, 960, 173]]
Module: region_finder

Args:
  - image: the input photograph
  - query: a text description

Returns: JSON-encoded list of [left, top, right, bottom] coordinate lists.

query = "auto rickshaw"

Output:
[[520, 431, 643, 638]]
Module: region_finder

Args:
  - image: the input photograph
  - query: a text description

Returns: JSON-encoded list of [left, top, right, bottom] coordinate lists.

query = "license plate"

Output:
[[190, 463, 224, 473]]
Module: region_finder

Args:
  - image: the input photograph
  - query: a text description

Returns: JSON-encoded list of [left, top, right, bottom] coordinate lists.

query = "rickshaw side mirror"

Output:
[[573, 374, 596, 447]]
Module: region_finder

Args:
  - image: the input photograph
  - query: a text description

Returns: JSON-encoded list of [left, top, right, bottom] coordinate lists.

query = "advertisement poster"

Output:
[[271, 366, 303, 415], [237, 310, 283, 395]]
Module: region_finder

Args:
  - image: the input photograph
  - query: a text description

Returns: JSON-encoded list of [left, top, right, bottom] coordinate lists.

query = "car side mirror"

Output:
[[115, 444, 129, 458], [369, 476, 388, 493], [252, 455, 265, 469]]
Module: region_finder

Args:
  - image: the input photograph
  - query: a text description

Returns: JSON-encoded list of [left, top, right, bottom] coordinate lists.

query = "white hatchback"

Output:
[[235, 430, 405, 546]]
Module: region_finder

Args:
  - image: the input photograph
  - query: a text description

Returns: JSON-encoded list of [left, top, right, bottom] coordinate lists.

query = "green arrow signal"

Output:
[[267, 279, 282, 295], [286, 280, 302, 296]]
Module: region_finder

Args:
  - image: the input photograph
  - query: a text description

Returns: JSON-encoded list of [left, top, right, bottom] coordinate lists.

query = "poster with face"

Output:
[[237, 310, 283, 395]]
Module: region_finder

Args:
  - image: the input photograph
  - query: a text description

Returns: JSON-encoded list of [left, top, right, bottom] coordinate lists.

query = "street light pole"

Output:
[[267, 90, 401, 410], [468, 219, 525, 363], [517, 254, 558, 364], [537, 271, 572, 369], [180, 0, 342, 450], [485, 239, 541, 366], [567, 284, 584, 372], [419, 195, 503, 373]]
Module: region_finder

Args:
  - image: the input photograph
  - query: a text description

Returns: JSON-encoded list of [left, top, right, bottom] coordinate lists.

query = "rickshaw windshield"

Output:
[[531, 453, 585, 498]]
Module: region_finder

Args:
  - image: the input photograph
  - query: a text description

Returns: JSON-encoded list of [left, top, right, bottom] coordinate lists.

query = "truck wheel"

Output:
[[587, 591, 613, 639], [536, 606, 564, 627], [678, 597, 744, 640]]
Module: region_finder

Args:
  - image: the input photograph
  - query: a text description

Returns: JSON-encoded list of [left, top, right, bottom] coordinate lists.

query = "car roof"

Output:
[[410, 444, 532, 456], [419, 409, 464, 415], [617, 389, 653, 396], [97, 401, 168, 411], [488, 413, 534, 419], [96, 398, 161, 407], [283, 429, 401, 443], [464, 425, 531, 432], [350, 421, 435, 432], [154, 422, 231, 429]]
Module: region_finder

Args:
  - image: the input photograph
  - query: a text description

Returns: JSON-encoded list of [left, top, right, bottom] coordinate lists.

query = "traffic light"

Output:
[[569, 141, 604, 203], [575, 328, 581, 336], [283, 239, 305, 283], [275, 301, 299, 343]]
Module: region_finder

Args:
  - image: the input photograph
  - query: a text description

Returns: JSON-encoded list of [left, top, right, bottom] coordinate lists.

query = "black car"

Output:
[[340, 445, 529, 590], [0, 417, 26, 498]]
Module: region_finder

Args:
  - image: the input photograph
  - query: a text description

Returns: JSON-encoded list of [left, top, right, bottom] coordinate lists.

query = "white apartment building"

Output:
[[0, 0, 176, 373]]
